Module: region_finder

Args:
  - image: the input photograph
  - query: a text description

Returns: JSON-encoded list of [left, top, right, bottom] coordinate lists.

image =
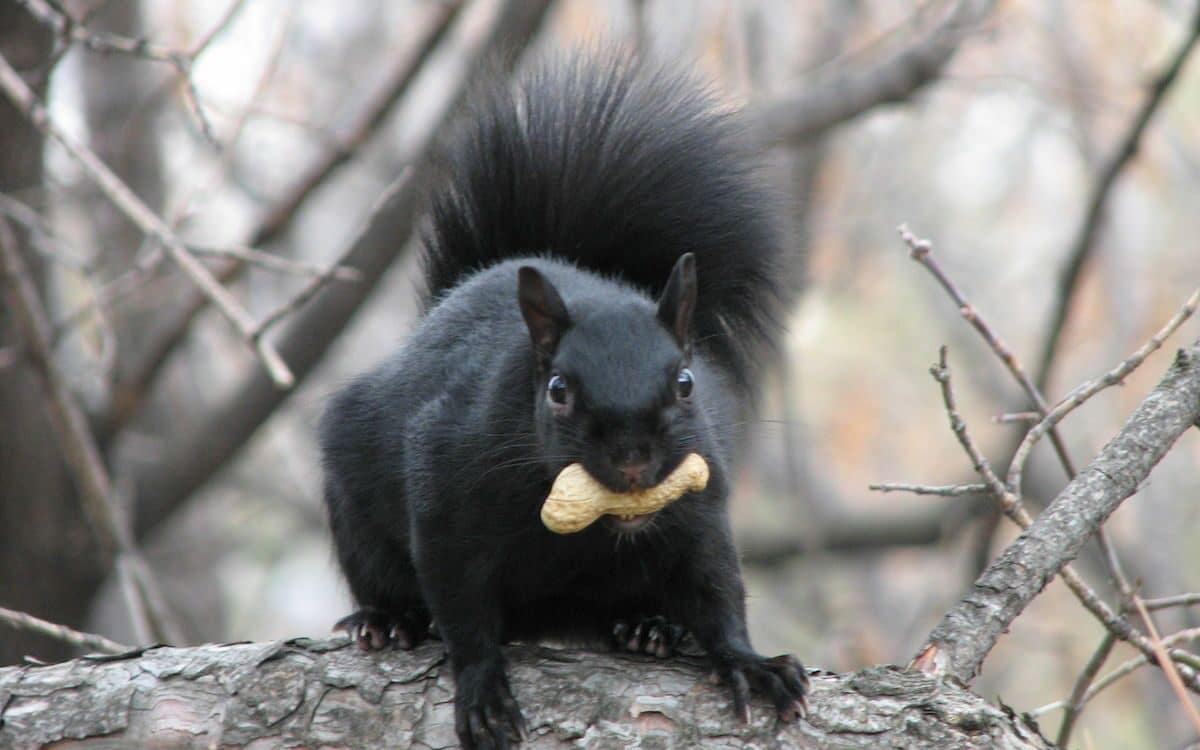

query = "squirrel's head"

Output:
[[518, 254, 701, 530]]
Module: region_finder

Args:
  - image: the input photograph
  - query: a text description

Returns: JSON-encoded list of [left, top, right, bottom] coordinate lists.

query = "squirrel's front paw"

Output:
[[714, 652, 808, 724], [333, 607, 429, 651], [455, 660, 527, 750]]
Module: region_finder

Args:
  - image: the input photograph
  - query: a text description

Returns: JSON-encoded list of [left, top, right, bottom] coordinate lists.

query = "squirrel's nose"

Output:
[[618, 461, 651, 489]]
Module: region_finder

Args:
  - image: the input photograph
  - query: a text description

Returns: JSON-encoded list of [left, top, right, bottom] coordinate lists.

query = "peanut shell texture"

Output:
[[540, 452, 710, 534]]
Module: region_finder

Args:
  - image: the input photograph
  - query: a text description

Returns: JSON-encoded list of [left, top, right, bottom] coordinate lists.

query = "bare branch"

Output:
[[15, 0, 181, 63], [0, 48, 295, 387], [0, 606, 130, 656], [15, 0, 224, 144], [1132, 595, 1200, 735], [1147, 593, 1200, 612], [1034, 2, 1200, 391], [1056, 632, 1116, 748], [900, 226, 1194, 682], [869, 482, 990, 497], [1007, 286, 1200, 495], [755, 0, 995, 145], [189, 244, 361, 282], [899, 225, 1077, 480], [1032, 628, 1200, 720], [248, 171, 409, 339], [909, 349, 1196, 691], [915, 342, 1200, 685]]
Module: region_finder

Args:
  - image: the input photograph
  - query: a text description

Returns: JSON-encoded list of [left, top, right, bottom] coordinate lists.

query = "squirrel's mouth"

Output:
[[604, 511, 657, 533]]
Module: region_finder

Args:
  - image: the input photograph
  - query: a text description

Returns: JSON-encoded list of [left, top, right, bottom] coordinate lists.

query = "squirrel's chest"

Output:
[[501, 530, 678, 603]]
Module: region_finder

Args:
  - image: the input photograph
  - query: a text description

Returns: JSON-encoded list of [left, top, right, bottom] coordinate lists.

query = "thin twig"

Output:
[[16, 0, 181, 63], [868, 482, 990, 497], [1035, 2, 1200, 392], [190, 244, 361, 281], [164, 0, 294, 225], [0, 48, 295, 387], [16, 0, 222, 145], [926, 347, 1021, 512], [902, 224, 1152, 653], [0, 192, 92, 271], [1056, 632, 1116, 748], [1031, 628, 1200, 719], [1147, 593, 1200, 612], [0, 605, 130, 655], [911, 348, 1200, 692], [187, 0, 250, 59], [1007, 287, 1200, 495], [992, 411, 1041, 424], [249, 170, 410, 339], [1132, 595, 1200, 736], [900, 224, 1077, 478]]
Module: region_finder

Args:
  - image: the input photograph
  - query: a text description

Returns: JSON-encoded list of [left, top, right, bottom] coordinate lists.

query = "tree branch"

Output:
[[754, 0, 995, 145], [0, 640, 1053, 749], [0, 606, 129, 656], [916, 341, 1200, 684]]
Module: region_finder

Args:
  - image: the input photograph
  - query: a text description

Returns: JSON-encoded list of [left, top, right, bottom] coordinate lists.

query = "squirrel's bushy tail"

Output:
[[421, 52, 791, 390]]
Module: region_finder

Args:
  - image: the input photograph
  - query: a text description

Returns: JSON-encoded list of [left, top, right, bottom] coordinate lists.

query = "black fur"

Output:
[[320, 53, 804, 750]]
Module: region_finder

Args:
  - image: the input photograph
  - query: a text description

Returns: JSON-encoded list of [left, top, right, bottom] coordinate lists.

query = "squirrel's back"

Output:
[[421, 52, 790, 390]]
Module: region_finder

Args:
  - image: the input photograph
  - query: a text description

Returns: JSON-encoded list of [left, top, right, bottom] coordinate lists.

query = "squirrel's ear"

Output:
[[518, 266, 570, 365], [657, 253, 697, 353]]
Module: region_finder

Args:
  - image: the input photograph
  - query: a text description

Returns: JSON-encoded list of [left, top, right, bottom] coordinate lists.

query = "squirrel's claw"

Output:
[[333, 607, 428, 651]]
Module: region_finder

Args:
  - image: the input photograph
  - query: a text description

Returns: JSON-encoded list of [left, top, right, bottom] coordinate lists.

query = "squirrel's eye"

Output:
[[547, 373, 569, 405], [676, 367, 694, 399]]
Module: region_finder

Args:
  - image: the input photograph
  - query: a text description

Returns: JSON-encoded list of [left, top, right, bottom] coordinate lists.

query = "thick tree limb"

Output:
[[754, 0, 995, 146], [0, 640, 1052, 749], [915, 342, 1200, 684]]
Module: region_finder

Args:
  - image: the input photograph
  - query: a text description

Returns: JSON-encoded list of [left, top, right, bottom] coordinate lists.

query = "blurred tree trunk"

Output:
[[0, 2, 105, 666]]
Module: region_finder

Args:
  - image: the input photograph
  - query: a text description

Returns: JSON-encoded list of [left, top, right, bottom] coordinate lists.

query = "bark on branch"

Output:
[[0, 640, 1052, 749]]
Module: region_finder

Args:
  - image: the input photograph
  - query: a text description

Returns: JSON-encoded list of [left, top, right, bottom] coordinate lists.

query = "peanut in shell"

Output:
[[540, 453, 710, 534]]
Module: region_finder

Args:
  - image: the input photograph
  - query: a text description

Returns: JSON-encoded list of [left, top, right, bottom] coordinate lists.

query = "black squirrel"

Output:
[[319, 52, 806, 749]]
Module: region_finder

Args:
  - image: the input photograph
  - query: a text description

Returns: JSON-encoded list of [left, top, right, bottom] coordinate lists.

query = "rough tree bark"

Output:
[[0, 640, 1052, 749]]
